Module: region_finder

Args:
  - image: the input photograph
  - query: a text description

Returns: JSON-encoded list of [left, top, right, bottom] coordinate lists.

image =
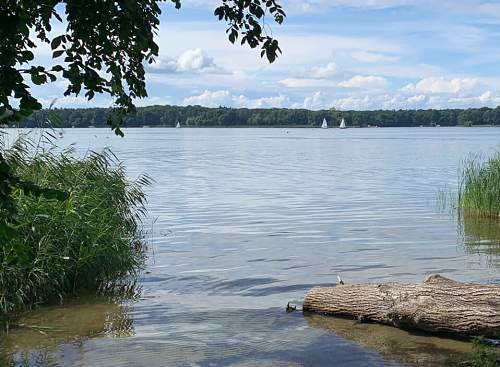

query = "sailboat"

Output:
[[175, 121, 180, 128], [321, 118, 328, 129], [339, 118, 346, 129]]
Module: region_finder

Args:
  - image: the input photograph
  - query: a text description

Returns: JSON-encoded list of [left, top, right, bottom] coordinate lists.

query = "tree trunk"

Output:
[[303, 274, 500, 338]]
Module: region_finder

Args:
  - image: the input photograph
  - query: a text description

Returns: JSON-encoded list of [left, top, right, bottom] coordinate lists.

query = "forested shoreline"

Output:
[[16, 105, 500, 128]]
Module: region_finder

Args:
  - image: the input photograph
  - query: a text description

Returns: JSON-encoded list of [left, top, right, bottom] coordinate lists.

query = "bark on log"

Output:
[[303, 274, 500, 338]]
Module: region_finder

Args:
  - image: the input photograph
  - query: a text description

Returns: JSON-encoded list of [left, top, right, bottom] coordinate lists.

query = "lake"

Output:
[[1, 127, 499, 366]]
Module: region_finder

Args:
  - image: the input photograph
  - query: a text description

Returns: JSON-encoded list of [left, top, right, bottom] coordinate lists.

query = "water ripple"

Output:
[[3, 127, 500, 367]]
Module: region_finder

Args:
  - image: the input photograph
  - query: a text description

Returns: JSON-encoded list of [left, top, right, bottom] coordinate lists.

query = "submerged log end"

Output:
[[423, 273, 459, 285]]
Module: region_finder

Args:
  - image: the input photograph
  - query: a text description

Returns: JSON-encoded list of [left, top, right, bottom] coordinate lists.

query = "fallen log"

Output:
[[303, 274, 500, 338]]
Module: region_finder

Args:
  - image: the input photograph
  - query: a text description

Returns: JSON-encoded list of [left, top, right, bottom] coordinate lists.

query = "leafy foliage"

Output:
[[0, 0, 285, 135], [215, 0, 285, 63], [0, 134, 150, 318]]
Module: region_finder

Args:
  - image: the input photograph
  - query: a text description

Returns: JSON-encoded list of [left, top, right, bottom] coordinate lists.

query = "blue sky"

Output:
[[32, 0, 500, 110]]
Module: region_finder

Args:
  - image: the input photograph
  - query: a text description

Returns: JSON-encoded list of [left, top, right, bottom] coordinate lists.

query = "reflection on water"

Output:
[[461, 215, 500, 268], [305, 314, 472, 367], [1, 305, 404, 367], [1, 127, 500, 366], [0, 296, 134, 366]]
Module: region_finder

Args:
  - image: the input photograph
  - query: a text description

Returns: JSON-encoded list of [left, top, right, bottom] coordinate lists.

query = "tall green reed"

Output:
[[0, 133, 150, 319], [458, 152, 500, 218]]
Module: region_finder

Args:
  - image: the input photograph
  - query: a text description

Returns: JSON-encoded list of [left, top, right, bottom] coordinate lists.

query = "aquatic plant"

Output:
[[458, 152, 500, 219], [469, 337, 499, 367], [0, 134, 150, 320]]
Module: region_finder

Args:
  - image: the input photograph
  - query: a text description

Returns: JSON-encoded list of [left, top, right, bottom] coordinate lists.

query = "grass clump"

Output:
[[458, 152, 500, 218], [468, 337, 500, 367], [0, 134, 150, 320]]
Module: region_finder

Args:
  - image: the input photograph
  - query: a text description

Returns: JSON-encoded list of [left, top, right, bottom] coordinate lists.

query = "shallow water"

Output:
[[1, 127, 499, 366]]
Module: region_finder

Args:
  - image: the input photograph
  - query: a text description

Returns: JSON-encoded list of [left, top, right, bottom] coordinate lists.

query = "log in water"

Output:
[[303, 274, 500, 338]]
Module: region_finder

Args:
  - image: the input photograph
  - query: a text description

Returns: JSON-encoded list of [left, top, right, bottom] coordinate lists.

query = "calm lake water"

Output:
[[1, 127, 500, 367]]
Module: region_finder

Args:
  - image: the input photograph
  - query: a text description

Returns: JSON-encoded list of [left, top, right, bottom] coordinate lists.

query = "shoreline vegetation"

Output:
[[458, 152, 500, 219], [14, 105, 500, 129], [0, 133, 150, 322]]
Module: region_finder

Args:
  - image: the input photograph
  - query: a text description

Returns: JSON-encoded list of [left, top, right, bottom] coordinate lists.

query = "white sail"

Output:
[[339, 118, 346, 129], [321, 118, 328, 129], [176, 122, 180, 128]]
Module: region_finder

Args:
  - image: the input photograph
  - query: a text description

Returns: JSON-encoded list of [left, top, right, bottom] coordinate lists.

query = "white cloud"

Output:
[[135, 96, 175, 107], [278, 34, 404, 66], [475, 2, 500, 17], [442, 25, 484, 50], [448, 91, 500, 106], [332, 95, 375, 110], [338, 75, 388, 89], [184, 90, 232, 107], [183, 90, 290, 108], [351, 51, 399, 63], [152, 21, 406, 74], [479, 91, 493, 103], [298, 91, 430, 110], [348, 63, 442, 79], [309, 62, 339, 78], [279, 62, 340, 88], [181, 87, 500, 111], [329, 88, 500, 111], [302, 91, 325, 110], [407, 94, 427, 104], [281, 71, 389, 91], [177, 48, 215, 71], [235, 94, 290, 109], [182, 0, 418, 12], [296, 0, 416, 10], [331, 92, 426, 110], [149, 48, 220, 74], [279, 78, 335, 88], [402, 77, 480, 94], [38, 96, 111, 108], [146, 69, 252, 90]]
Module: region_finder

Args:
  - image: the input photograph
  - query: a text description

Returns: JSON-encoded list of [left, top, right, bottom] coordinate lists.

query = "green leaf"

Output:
[[229, 29, 238, 44], [31, 74, 47, 85], [20, 50, 34, 62], [52, 65, 64, 72], [51, 35, 65, 50], [53, 50, 64, 58]]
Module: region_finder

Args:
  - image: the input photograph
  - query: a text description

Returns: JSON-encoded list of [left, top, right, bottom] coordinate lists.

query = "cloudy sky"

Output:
[[34, 0, 500, 110]]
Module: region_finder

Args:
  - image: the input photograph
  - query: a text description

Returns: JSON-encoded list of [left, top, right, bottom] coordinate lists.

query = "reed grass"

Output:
[[0, 134, 150, 320], [458, 152, 500, 219], [469, 337, 500, 367]]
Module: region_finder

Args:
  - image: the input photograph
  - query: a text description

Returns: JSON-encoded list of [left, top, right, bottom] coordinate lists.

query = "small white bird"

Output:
[[337, 275, 345, 285]]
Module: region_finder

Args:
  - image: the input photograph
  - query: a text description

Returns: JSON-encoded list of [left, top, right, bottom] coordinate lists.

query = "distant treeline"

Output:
[[18, 105, 500, 128]]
